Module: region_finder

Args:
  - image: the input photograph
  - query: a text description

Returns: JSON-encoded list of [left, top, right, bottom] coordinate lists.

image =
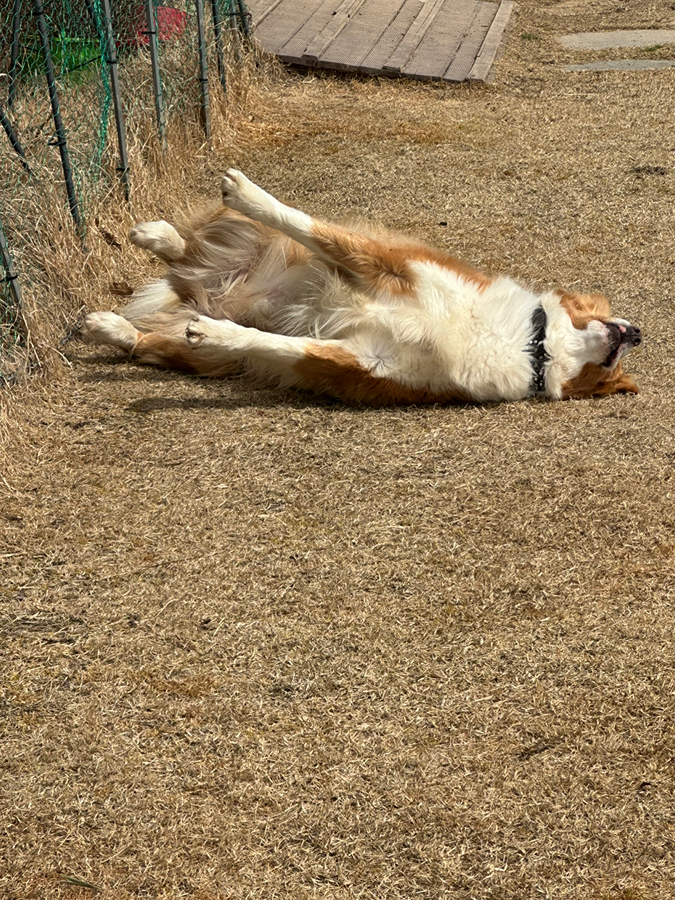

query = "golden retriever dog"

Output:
[[85, 170, 641, 404]]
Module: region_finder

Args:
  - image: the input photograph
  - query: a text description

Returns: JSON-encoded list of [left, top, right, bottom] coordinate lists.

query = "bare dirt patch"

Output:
[[2, 2, 675, 898]]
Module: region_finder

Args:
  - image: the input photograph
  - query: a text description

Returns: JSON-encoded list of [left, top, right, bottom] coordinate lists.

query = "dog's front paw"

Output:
[[185, 315, 241, 350], [84, 311, 139, 350], [220, 169, 270, 217], [185, 315, 207, 347]]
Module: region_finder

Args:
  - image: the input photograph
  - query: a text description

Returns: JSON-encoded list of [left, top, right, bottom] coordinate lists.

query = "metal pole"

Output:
[[209, 0, 227, 95], [229, 0, 241, 63], [0, 218, 24, 325], [8, 0, 22, 109], [236, 0, 250, 40], [194, 0, 211, 139], [32, 0, 84, 238], [99, 0, 131, 200], [145, 0, 167, 149], [0, 102, 32, 174]]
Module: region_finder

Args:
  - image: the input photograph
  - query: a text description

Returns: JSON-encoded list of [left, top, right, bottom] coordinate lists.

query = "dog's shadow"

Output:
[[77, 352, 352, 412], [76, 349, 476, 414], [128, 394, 319, 413]]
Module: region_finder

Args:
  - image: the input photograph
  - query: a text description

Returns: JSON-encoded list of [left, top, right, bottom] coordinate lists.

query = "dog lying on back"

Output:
[[85, 170, 641, 404]]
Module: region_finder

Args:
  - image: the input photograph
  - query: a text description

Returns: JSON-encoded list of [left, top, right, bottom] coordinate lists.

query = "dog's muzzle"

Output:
[[604, 322, 641, 367]]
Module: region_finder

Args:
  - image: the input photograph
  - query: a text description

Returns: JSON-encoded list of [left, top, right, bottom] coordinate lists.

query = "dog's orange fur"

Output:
[[311, 223, 491, 297], [562, 362, 638, 399]]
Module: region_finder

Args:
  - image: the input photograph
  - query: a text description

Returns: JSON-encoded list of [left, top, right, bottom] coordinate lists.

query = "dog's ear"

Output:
[[608, 370, 639, 395], [598, 361, 639, 396], [562, 361, 638, 398]]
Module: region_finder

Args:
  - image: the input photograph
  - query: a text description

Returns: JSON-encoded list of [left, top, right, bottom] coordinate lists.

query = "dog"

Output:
[[85, 170, 642, 405]]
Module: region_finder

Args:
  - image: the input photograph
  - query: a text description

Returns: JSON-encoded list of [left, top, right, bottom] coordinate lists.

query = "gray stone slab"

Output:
[[559, 29, 675, 50], [564, 59, 675, 72]]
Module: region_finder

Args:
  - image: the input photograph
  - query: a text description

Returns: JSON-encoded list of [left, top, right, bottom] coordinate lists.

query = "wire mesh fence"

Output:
[[0, 0, 253, 383]]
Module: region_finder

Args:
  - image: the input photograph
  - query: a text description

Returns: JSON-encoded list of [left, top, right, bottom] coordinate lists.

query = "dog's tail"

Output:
[[120, 279, 190, 336]]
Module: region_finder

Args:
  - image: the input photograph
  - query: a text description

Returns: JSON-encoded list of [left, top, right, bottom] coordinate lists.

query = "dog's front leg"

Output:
[[185, 315, 387, 401], [220, 170, 414, 296], [185, 315, 339, 369]]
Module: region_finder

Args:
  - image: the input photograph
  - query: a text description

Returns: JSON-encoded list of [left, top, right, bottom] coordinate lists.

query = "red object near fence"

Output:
[[117, 6, 188, 50]]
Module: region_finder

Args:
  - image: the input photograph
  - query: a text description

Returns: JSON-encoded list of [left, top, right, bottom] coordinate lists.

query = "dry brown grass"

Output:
[[0, 40, 274, 384], [3, 2, 675, 898]]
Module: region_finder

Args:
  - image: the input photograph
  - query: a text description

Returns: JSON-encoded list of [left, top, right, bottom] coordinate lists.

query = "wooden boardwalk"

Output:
[[248, 0, 515, 83]]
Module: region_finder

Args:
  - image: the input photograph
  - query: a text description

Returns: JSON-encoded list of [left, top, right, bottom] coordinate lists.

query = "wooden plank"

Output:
[[468, 0, 514, 82], [359, 0, 424, 75], [382, 0, 445, 73], [302, 0, 367, 64], [317, 0, 409, 72], [403, 0, 480, 80], [254, 0, 316, 55], [251, 0, 285, 28], [443, 2, 496, 81], [274, 0, 343, 62], [250, 0, 513, 84]]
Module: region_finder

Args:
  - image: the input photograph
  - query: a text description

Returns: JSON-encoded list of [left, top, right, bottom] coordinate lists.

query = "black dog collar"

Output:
[[526, 306, 550, 396]]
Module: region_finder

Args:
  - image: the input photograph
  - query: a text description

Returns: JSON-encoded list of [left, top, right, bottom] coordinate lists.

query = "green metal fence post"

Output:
[[0, 219, 24, 325], [195, 0, 211, 139], [210, 0, 228, 95], [145, 0, 167, 150], [236, 0, 250, 39], [8, 0, 23, 109], [0, 101, 31, 174], [99, 0, 131, 200], [32, 0, 85, 239], [229, 0, 242, 62]]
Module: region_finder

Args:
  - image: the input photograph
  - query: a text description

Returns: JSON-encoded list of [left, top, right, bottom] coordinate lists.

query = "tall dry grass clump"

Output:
[[0, 40, 279, 392]]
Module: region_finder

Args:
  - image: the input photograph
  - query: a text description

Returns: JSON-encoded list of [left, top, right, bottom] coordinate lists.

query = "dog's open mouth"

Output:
[[603, 321, 642, 368]]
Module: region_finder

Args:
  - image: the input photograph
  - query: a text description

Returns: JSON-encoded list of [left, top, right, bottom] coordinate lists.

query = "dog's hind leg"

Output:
[[130, 220, 186, 262], [83, 311, 239, 375], [85, 309, 357, 382], [220, 170, 417, 297], [83, 311, 457, 403]]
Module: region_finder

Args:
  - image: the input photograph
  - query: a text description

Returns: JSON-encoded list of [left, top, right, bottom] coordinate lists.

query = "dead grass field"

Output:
[[3, 2, 675, 898]]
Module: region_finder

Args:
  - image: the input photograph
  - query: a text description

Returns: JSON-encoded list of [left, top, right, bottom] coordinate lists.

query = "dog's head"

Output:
[[558, 292, 641, 399]]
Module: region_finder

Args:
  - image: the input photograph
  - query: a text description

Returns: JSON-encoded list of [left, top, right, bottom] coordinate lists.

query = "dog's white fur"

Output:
[[85, 170, 640, 404]]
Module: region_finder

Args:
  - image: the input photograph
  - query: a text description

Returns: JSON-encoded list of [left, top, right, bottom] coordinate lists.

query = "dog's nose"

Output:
[[626, 325, 642, 346]]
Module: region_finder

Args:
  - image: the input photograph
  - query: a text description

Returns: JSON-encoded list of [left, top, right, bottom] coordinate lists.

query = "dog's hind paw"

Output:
[[84, 311, 139, 350], [220, 169, 246, 203], [129, 220, 185, 261]]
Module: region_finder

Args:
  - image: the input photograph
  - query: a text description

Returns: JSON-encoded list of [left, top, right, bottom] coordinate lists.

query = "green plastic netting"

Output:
[[0, 0, 250, 381]]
